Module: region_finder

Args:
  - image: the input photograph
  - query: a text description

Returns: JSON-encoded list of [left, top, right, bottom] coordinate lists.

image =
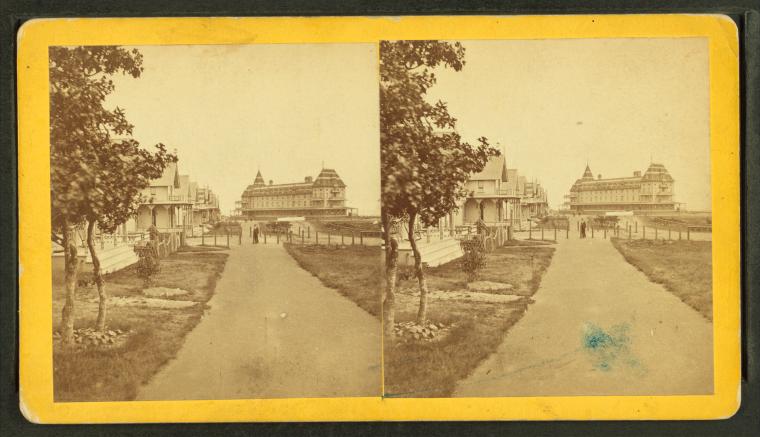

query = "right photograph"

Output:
[[380, 38, 713, 398]]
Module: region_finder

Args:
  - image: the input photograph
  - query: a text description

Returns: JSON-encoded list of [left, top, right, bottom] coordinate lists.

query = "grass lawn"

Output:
[[52, 246, 228, 401], [384, 244, 555, 397], [306, 218, 382, 237], [283, 243, 382, 317], [611, 238, 712, 320]]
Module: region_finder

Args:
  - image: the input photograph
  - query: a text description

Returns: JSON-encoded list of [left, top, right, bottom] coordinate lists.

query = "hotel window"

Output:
[[477, 181, 484, 192]]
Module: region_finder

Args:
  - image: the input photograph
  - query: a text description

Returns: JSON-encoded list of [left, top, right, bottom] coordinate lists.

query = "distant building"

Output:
[[120, 161, 221, 235], [192, 185, 221, 225], [131, 162, 193, 231], [567, 163, 676, 214], [448, 154, 549, 227], [240, 168, 352, 220]]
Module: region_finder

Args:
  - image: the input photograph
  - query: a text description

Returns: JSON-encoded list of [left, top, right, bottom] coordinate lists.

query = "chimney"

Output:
[[598, 174, 602, 180], [634, 171, 641, 177], [305, 176, 313, 183]]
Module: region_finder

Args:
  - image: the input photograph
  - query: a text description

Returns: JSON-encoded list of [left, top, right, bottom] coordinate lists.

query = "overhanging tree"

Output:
[[83, 138, 175, 332], [380, 40, 499, 335], [50, 46, 175, 342]]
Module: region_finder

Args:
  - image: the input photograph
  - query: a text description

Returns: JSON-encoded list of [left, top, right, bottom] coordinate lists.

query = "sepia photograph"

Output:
[[18, 14, 741, 422], [380, 38, 714, 398], [49, 43, 382, 401]]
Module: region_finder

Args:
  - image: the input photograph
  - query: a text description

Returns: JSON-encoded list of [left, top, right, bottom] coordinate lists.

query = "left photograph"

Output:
[[49, 44, 382, 401]]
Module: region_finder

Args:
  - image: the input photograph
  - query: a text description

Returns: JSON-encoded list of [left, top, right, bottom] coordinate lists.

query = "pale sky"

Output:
[[426, 38, 711, 211], [105, 39, 711, 214], [106, 44, 380, 216]]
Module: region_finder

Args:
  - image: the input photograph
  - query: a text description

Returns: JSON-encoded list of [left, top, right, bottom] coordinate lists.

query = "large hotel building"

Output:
[[240, 168, 352, 220], [567, 163, 676, 214]]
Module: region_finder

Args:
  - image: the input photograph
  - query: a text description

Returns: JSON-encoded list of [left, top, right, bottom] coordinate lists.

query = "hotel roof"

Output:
[[642, 163, 675, 182], [313, 168, 346, 188]]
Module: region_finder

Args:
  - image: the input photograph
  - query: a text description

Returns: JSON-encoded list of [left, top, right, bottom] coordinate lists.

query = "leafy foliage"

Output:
[[379, 40, 500, 227], [49, 46, 176, 236], [135, 244, 160, 284], [460, 238, 487, 282], [49, 46, 175, 339], [380, 40, 500, 325]]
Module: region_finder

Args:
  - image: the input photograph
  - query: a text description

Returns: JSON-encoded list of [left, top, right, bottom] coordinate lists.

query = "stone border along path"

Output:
[[453, 233, 713, 397], [136, 242, 381, 400]]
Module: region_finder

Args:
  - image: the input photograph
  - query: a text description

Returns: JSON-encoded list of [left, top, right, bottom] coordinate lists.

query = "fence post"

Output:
[[654, 227, 658, 240], [668, 227, 671, 240], [276, 233, 280, 244], [360, 232, 364, 245], [603, 227, 607, 239], [341, 233, 345, 246], [541, 226, 544, 241], [687, 228, 690, 241], [264, 232, 267, 244], [226, 231, 230, 248], [566, 223, 569, 239], [591, 226, 594, 239], [214, 232, 217, 247], [529, 226, 532, 240], [202, 232, 205, 246], [316, 232, 319, 245], [352, 232, 355, 245], [239, 231, 242, 245], [554, 225, 557, 241]]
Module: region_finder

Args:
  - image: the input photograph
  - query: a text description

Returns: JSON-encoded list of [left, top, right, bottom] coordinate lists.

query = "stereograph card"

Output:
[[16, 15, 741, 422]]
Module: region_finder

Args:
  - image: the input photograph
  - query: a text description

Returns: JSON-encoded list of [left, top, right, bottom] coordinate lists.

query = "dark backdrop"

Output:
[[1, 1, 758, 436]]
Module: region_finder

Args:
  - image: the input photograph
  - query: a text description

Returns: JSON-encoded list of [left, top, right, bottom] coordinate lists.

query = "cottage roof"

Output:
[[152, 162, 180, 188], [179, 175, 190, 194], [470, 155, 508, 182]]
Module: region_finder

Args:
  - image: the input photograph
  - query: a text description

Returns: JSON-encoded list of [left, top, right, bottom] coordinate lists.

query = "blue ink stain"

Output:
[[582, 322, 639, 372]]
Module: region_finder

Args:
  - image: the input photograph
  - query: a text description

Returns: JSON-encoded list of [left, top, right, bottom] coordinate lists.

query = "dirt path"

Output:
[[454, 234, 713, 397], [136, 243, 381, 400]]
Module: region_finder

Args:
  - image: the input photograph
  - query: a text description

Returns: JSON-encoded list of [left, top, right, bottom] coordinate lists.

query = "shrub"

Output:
[[460, 238, 486, 282], [134, 243, 160, 286]]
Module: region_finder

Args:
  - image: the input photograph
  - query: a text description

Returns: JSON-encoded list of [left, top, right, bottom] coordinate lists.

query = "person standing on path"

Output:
[[253, 225, 260, 244], [580, 220, 587, 238]]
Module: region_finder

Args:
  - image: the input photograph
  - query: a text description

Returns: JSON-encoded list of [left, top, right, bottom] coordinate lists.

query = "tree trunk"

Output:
[[86, 220, 107, 332], [382, 211, 398, 339], [60, 224, 79, 344], [408, 212, 429, 325]]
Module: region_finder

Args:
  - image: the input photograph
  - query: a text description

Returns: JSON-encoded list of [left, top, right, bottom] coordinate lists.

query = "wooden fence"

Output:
[[251, 228, 383, 247]]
